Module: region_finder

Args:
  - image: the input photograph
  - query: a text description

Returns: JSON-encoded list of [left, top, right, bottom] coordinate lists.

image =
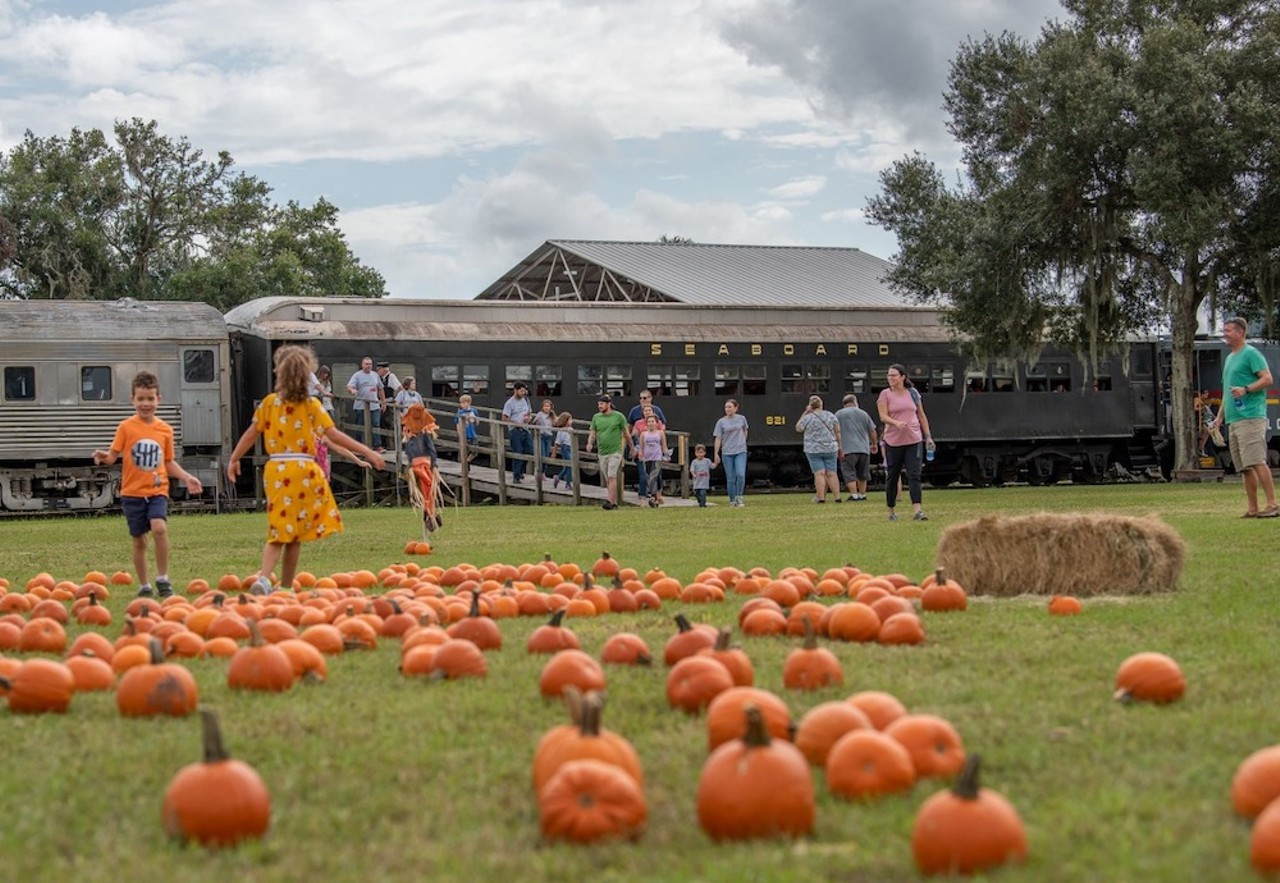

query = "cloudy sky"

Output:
[[0, 0, 1063, 299]]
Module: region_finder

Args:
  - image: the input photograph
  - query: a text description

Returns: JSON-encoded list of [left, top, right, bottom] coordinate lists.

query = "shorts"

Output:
[[599, 452, 624, 479], [806, 451, 838, 474], [839, 452, 870, 484], [122, 495, 168, 537], [1229, 417, 1268, 469]]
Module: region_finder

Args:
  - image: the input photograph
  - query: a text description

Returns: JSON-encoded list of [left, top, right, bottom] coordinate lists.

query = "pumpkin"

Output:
[[739, 606, 788, 637], [75, 593, 113, 627], [533, 692, 643, 793], [1113, 651, 1185, 704], [538, 759, 647, 843], [781, 616, 843, 690], [707, 686, 794, 751], [527, 609, 581, 654], [847, 690, 908, 730], [65, 652, 116, 692], [911, 754, 1028, 875], [600, 633, 653, 666], [165, 630, 205, 659], [445, 590, 503, 651], [878, 612, 926, 646], [539, 649, 607, 698], [666, 655, 734, 714], [1252, 795, 1280, 874], [117, 637, 200, 716], [299, 624, 345, 655], [1048, 595, 1083, 615], [0, 658, 74, 713], [886, 714, 966, 779], [826, 728, 917, 799], [18, 617, 67, 654], [274, 639, 328, 682], [1231, 744, 1280, 818], [662, 613, 717, 665], [826, 602, 881, 642], [696, 628, 754, 686], [920, 568, 967, 612], [399, 643, 439, 677], [428, 638, 488, 679], [696, 706, 814, 841], [227, 621, 294, 692], [67, 631, 115, 663], [162, 709, 271, 846], [591, 551, 621, 579], [793, 701, 873, 767]]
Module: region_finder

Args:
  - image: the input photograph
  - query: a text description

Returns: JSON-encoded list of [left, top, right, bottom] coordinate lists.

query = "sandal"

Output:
[[1242, 511, 1260, 518], [1259, 506, 1280, 519]]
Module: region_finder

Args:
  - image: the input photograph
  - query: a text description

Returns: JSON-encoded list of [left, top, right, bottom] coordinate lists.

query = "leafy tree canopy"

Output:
[[0, 118, 385, 308], [866, 0, 1280, 471]]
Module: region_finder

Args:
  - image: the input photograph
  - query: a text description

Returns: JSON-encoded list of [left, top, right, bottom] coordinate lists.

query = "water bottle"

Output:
[[1234, 393, 1244, 410], [925, 440, 936, 462]]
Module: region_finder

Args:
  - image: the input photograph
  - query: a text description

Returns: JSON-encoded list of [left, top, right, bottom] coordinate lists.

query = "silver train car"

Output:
[[0, 299, 233, 512]]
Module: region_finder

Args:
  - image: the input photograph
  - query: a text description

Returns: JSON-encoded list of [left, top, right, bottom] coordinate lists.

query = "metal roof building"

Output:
[[475, 239, 915, 309]]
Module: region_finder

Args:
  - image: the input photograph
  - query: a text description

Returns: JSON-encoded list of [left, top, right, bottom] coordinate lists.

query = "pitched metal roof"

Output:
[[475, 240, 917, 309]]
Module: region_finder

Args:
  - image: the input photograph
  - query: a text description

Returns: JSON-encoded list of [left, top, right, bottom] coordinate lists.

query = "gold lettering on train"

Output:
[[879, 344, 890, 356], [847, 344, 859, 355], [685, 343, 696, 356], [751, 344, 762, 356], [651, 343, 662, 356], [718, 344, 729, 356], [784, 344, 794, 356], [815, 344, 827, 356]]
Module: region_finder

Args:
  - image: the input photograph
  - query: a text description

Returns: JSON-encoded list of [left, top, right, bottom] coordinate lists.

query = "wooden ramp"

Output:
[[434, 457, 701, 508]]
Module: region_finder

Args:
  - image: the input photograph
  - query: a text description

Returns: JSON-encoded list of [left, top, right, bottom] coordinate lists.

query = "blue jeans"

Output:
[[556, 443, 573, 485], [721, 451, 747, 502], [352, 406, 383, 447], [694, 488, 707, 507], [540, 433, 554, 477], [640, 460, 663, 497], [509, 428, 532, 481]]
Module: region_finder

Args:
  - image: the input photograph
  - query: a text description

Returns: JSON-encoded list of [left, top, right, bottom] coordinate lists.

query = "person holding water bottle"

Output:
[[878, 363, 933, 522], [1209, 317, 1277, 518]]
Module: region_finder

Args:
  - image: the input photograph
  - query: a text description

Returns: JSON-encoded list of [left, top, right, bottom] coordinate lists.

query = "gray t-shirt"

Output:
[[346, 369, 381, 411], [690, 457, 712, 489], [502, 394, 532, 426], [835, 406, 876, 455], [713, 413, 749, 455]]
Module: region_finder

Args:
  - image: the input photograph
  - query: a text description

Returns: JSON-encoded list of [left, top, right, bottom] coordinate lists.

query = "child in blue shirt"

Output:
[[455, 394, 479, 461]]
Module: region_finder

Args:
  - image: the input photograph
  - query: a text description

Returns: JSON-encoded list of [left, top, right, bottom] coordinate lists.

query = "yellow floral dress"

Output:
[[253, 393, 342, 544]]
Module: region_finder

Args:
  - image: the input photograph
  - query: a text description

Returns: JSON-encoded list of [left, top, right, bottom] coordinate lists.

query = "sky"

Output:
[[0, 0, 1065, 299]]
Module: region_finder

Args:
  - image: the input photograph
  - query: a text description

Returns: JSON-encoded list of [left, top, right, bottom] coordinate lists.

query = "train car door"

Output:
[[178, 346, 222, 445]]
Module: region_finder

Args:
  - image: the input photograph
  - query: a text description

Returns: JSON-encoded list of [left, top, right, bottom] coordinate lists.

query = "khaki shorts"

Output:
[[599, 452, 623, 478], [1229, 418, 1268, 469]]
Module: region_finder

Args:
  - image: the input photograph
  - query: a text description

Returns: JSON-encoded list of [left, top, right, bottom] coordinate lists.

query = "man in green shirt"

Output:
[[1210, 316, 1277, 517], [586, 395, 633, 510]]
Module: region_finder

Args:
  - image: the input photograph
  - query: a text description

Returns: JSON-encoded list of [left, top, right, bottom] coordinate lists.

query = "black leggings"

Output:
[[884, 442, 923, 509]]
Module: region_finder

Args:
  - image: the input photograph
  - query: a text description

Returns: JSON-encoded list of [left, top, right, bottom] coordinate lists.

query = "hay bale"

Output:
[[935, 513, 1186, 597]]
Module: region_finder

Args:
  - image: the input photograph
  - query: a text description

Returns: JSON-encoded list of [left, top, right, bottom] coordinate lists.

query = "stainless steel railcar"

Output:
[[0, 299, 233, 512]]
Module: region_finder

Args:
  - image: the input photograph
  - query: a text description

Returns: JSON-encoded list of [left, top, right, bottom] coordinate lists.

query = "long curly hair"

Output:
[[274, 345, 317, 403]]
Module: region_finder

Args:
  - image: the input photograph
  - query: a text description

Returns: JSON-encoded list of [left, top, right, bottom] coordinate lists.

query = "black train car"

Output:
[[224, 296, 1169, 489]]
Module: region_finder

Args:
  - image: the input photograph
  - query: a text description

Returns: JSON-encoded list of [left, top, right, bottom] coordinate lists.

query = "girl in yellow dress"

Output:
[[227, 345, 385, 593]]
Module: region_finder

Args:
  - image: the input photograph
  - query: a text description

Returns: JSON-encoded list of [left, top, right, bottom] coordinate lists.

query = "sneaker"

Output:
[[155, 579, 173, 599], [136, 584, 154, 598], [602, 501, 617, 510], [888, 512, 899, 521], [832, 497, 841, 503], [913, 511, 929, 521], [250, 576, 272, 596], [736, 499, 745, 507], [814, 498, 825, 504]]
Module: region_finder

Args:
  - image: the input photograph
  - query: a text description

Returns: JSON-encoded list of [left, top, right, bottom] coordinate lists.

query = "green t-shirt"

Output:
[[590, 410, 629, 455], [1222, 344, 1269, 423]]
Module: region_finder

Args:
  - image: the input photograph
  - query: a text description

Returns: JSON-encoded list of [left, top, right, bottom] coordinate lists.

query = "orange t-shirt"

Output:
[[109, 415, 175, 498]]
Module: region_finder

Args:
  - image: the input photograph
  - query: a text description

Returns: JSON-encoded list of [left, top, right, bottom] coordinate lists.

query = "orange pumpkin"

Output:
[[781, 616, 843, 690], [826, 729, 917, 799], [1113, 651, 1185, 704], [1, 658, 74, 713], [793, 701, 873, 767], [599, 633, 653, 666], [532, 693, 643, 793], [117, 637, 199, 717], [706, 686, 793, 751], [1231, 745, 1280, 818], [226, 622, 293, 692], [847, 690, 908, 730], [666, 656, 734, 714], [539, 649, 606, 698], [886, 713, 966, 779], [162, 709, 271, 846], [539, 759, 647, 843], [911, 754, 1028, 875]]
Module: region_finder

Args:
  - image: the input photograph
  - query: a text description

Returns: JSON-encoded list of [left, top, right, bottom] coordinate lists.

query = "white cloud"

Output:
[[766, 175, 826, 200]]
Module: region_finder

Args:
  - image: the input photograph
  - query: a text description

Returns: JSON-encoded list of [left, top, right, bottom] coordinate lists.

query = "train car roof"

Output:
[[475, 240, 915, 308], [0, 298, 228, 341], [225, 297, 954, 343]]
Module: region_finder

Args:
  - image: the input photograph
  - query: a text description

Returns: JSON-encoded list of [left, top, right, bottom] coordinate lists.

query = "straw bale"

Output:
[[935, 513, 1186, 597]]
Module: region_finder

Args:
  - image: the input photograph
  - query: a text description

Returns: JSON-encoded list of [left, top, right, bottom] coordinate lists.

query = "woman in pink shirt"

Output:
[[877, 363, 934, 521]]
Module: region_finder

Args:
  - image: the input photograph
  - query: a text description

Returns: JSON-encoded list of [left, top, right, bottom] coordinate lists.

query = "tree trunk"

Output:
[[1168, 277, 1203, 474]]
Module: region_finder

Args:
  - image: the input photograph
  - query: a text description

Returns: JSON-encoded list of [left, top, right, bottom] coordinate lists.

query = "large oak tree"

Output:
[[0, 118, 385, 309], [866, 0, 1280, 472]]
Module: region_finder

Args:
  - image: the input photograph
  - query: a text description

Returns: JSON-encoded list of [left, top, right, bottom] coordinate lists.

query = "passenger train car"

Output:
[[1, 295, 1275, 512]]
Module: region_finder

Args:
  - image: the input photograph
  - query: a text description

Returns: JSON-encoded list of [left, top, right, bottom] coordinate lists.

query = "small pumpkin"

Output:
[[532, 692, 643, 794], [539, 649, 607, 698], [117, 637, 200, 716], [591, 551, 621, 579], [663, 613, 718, 665], [1231, 744, 1280, 818], [527, 609, 581, 655], [696, 706, 814, 841], [666, 655, 734, 714], [1114, 651, 1184, 704], [1048, 595, 1083, 615], [919, 568, 967, 612], [793, 701, 872, 767], [1252, 795, 1280, 874], [162, 709, 271, 846], [706, 686, 794, 751], [445, 590, 503, 651], [781, 616, 843, 690], [65, 651, 116, 692], [0, 658, 75, 713], [911, 754, 1028, 875], [428, 638, 488, 679], [826, 728, 917, 799], [886, 713, 966, 779], [538, 758, 647, 843], [599, 633, 653, 666], [847, 690, 907, 730], [696, 628, 754, 686], [227, 621, 294, 692]]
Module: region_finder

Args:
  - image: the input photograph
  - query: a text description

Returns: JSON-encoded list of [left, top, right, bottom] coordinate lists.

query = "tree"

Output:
[[0, 119, 386, 306], [866, 0, 1280, 473]]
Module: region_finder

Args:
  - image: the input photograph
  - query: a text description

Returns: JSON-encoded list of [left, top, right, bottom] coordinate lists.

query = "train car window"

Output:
[[869, 366, 890, 395], [1093, 376, 1112, 392], [578, 364, 602, 396], [429, 366, 460, 398], [781, 364, 804, 394], [908, 365, 930, 393], [673, 364, 700, 397], [535, 365, 562, 397], [742, 364, 767, 395], [81, 366, 113, 401], [714, 365, 740, 397], [845, 364, 868, 394], [931, 366, 954, 392], [464, 365, 490, 395], [991, 373, 1015, 392], [606, 364, 632, 399], [782, 364, 829, 394], [966, 374, 988, 393], [183, 349, 216, 384], [505, 365, 533, 390], [4, 366, 35, 401], [1132, 347, 1153, 377]]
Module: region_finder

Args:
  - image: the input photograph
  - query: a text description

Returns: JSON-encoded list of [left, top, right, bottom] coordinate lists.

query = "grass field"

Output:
[[0, 482, 1274, 882]]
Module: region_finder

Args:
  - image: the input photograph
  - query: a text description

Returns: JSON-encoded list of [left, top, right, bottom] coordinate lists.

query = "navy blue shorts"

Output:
[[122, 496, 168, 537]]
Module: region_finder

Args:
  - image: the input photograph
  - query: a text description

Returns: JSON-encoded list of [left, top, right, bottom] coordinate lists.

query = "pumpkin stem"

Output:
[[561, 684, 584, 725], [469, 590, 482, 618], [89, 592, 99, 606], [582, 573, 594, 590], [148, 635, 165, 665], [212, 593, 226, 608], [548, 608, 566, 629], [713, 627, 733, 652], [801, 614, 818, 648], [199, 708, 232, 764], [579, 693, 603, 737], [612, 575, 624, 590], [246, 619, 265, 648], [741, 705, 770, 748], [674, 612, 692, 633], [389, 599, 403, 616], [952, 753, 981, 800], [935, 567, 946, 587], [123, 616, 138, 636]]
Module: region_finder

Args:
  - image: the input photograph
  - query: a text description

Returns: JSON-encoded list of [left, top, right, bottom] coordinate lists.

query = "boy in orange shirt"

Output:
[[92, 371, 203, 598]]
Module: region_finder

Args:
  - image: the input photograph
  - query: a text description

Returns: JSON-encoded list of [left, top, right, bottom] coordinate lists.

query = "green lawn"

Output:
[[0, 482, 1273, 882]]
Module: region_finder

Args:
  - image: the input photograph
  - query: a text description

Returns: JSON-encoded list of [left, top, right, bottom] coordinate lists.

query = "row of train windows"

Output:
[[332, 361, 1115, 400], [2, 352, 217, 402]]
